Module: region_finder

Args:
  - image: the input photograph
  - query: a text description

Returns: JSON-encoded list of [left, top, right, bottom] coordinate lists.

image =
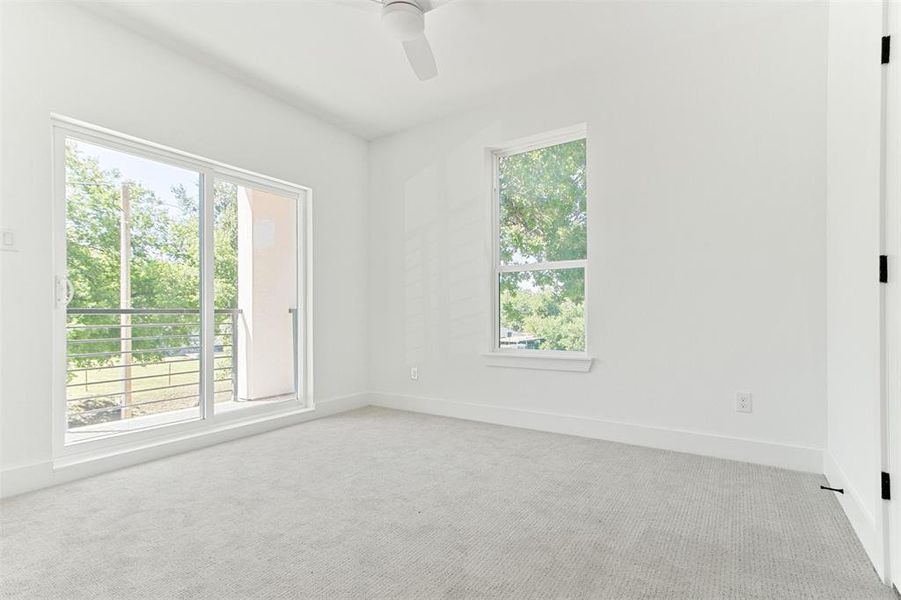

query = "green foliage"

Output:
[[212, 182, 239, 309], [498, 138, 586, 265], [523, 298, 584, 352], [65, 142, 238, 370], [498, 139, 586, 351], [500, 271, 585, 352], [65, 145, 122, 312]]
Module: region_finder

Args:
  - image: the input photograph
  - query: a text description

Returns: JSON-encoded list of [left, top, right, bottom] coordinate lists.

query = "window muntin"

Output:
[[494, 134, 587, 354]]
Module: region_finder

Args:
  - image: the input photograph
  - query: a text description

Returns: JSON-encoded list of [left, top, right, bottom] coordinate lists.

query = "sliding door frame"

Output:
[[886, 0, 901, 588], [50, 115, 313, 462]]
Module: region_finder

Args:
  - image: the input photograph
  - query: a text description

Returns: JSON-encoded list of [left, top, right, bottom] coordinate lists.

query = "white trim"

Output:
[[50, 115, 313, 458], [302, 188, 314, 406], [824, 450, 882, 574], [0, 393, 368, 499], [297, 187, 311, 408], [57, 398, 307, 458], [481, 351, 593, 372], [3, 391, 826, 498], [884, 0, 901, 588], [369, 392, 823, 473], [488, 124, 589, 357], [201, 171, 215, 422], [50, 114, 310, 196], [488, 123, 589, 157], [50, 119, 68, 461], [497, 259, 586, 273]]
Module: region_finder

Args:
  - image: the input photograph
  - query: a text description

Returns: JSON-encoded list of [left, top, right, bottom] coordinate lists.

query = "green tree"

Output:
[[66, 143, 201, 365], [212, 182, 239, 309], [500, 273, 586, 352], [499, 138, 586, 265], [498, 139, 586, 351], [65, 143, 240, 426], [65, 142, 240, 412]]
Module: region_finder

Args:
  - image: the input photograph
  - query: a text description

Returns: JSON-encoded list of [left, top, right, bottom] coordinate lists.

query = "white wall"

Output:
[[368, 3, 828, 471], [0, 4, 368, 487], [823, 0, 887, 578]]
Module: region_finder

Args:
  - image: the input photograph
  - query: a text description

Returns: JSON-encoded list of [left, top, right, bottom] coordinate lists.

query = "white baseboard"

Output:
[[0, 461, 52, 501], [0, 392, 368, 499], [0, 390, 825, 499], [369, 391, 823, 473], [822, 450, 883, 578]]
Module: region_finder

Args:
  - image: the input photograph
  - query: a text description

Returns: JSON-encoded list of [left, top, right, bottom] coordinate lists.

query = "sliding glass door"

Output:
[[54, 119, 307, 448]]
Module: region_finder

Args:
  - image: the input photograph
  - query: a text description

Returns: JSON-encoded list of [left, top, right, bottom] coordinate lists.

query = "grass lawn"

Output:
[[66, 353, 234, 426]]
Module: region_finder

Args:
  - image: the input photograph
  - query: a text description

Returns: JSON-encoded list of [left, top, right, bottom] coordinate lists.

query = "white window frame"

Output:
[[50, 115, 314, 461], [484, 125, 593, 373]]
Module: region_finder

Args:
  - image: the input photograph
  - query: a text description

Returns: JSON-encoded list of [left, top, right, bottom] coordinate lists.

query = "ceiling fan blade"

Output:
[[402, 35, 438, 81]]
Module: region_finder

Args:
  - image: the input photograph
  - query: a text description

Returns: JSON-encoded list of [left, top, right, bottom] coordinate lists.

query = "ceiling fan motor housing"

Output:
[[382, 1, 425, 41]]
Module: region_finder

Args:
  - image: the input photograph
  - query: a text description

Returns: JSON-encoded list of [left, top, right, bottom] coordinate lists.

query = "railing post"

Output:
[[231, 310, 239, 403]]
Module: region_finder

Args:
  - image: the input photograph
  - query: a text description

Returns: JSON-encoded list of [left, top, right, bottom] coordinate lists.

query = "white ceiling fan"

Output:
[[369, 0, 453, 81]]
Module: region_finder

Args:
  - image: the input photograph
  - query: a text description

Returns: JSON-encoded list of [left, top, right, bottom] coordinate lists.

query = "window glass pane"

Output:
[[65, 138, 202, 443], [498, 138, 586, 265], [213, 180, 299, 414], [499, 268, 585, 352]]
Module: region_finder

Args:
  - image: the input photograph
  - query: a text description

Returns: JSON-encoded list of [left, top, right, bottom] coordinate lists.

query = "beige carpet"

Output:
[[0, 407, 893, 599]]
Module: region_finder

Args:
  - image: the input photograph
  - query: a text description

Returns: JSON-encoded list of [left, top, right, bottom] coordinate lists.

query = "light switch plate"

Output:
[[0, 229, 17, 252]]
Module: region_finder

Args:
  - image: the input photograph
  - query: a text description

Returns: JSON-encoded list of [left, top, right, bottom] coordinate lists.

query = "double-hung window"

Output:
[[489, 126, 590, 370]]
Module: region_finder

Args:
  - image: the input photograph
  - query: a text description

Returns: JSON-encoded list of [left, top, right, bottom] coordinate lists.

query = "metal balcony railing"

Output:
[[65, 308, 241, 430]]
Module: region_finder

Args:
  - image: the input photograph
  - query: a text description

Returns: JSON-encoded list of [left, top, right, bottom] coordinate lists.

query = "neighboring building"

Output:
[[499, 327, 543, 350]]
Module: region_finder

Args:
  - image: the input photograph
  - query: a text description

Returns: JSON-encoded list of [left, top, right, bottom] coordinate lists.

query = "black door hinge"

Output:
[[883, 36, 891, 64], [883, 472, 891, 500], [880, 255, 888, 283]]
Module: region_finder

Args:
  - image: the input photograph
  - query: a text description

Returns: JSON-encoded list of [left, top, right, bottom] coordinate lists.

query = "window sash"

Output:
[[490, 128, 588, 355], [497, 259, 587, 274]]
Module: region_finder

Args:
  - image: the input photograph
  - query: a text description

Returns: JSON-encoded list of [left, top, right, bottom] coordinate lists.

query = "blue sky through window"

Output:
[[72, 139, 200, 218]]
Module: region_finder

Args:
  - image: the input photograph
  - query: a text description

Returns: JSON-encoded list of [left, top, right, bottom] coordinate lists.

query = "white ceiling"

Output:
[[83, 1, 795, 140]]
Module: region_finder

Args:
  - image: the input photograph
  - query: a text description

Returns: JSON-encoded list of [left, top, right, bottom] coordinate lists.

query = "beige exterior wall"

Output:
[[237, 187, 298, 401]]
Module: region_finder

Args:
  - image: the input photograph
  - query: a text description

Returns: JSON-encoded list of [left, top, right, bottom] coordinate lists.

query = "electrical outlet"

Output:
[[410, 367, 419, 381], [736, 391, 752, 413]]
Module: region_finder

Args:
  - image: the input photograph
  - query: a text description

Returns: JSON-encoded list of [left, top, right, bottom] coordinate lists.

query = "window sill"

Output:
[[56, 398, 306, 463], [481, 351, 594, 373]]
